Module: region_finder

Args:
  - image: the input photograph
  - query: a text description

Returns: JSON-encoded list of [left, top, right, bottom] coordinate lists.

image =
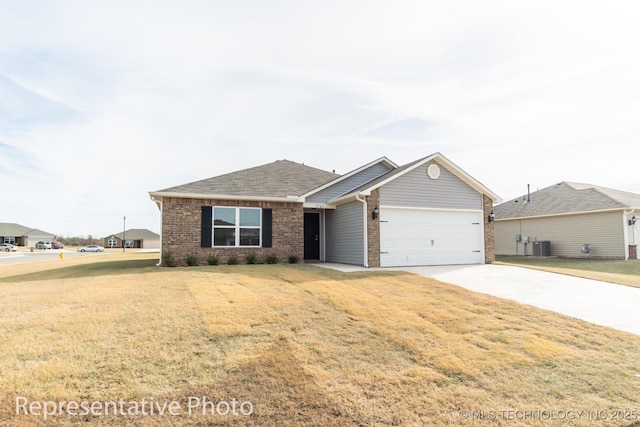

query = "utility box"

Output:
[[533, 241, 551, 256]]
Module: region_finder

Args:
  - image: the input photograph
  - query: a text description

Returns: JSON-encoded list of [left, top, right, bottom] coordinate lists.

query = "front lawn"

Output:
[[1, 257, 640, 426]]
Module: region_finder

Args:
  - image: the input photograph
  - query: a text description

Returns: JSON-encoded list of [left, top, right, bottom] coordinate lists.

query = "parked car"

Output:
[[35, 241, 53, 249], [51, 242, 65, 249], [0, 243, 17, 252], [77, 245, 104, 252]]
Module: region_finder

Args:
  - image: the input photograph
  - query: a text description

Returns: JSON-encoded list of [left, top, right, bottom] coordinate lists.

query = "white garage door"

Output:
[[380, 208, 484, 267]]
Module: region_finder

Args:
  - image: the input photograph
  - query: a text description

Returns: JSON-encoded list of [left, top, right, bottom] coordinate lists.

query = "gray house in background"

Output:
[[0, 223, 56, 247], [104, 229, 160, 249], [493, 182, 640, 259], [150, 153, 501, 267]]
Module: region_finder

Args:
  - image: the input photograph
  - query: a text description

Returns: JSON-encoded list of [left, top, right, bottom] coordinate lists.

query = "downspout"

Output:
[[633, 209, 639, 259], [355, 193, 369, 268], [150, 195, 163, 266]]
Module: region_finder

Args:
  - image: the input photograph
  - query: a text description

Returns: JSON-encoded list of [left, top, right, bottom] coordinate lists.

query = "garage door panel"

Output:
[[380, 208, 483, 267]]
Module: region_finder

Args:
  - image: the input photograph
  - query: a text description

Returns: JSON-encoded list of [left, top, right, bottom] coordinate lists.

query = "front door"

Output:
[[304, 213, 320, 260]]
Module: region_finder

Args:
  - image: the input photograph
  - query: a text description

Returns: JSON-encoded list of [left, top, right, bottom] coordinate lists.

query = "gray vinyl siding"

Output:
[[325, 201, 364, 265], [379, 161, 482, 210], [494, 211, 625, 258], [307, 163, 392, 203]]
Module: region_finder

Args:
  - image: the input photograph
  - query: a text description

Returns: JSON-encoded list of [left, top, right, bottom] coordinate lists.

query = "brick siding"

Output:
[[483, 194, 495, 263], [161, 197, 303, 266], [366, 189, 381, 267]]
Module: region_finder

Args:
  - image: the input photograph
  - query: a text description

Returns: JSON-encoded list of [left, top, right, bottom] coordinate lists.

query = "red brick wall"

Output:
[[366, 189, 381, 268], [161, 197, 303, 266], [483, 194, 495, 263]]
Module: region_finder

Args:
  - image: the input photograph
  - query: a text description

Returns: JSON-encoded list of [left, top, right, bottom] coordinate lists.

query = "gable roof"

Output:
[[494, 181, 640, 220], [108, 229, 160, 240], [301, 157, 397, 200], [330, 152, 502, 204], [0, 223, 55, 238], [150, 160, 340, 201], [149, 154, 501, 206]]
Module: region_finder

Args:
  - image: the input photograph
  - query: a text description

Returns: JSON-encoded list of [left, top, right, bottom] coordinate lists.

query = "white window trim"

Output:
[[212, 207, 262, 248]]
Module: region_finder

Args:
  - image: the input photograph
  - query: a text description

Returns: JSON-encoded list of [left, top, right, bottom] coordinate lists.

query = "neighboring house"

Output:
[[149, 153, 501, 267], [104, 229, 160, 249], [0, 223, 56, 247], [493, 182, 640, 259]]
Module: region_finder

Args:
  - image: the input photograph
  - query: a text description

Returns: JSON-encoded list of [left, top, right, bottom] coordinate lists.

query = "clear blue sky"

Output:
[[1, 1, 639, 237]]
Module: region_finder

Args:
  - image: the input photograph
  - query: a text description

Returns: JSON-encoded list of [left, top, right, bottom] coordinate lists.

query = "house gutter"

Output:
[[494, 207, 630, 222], [355, 193, 369, 268], [148, 191, 300, 203]]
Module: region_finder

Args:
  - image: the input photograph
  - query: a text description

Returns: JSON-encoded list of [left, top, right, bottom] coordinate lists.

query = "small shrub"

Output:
[[207, 254, 219, 266], [162, 252, 175, 267], [288, 255, 299, 264], [184, 253, 197, 266], [245, 253, 258, 264], [227, 256, 238, 265], [265, 253, 278, 264]]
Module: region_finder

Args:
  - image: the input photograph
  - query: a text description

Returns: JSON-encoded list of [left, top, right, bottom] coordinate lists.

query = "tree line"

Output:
[[56, 236, 103, 247]]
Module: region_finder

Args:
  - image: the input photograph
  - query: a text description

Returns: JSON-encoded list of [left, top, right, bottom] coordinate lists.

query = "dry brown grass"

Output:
[[0, 251, 158, 279], [1, 257, 640, 426]]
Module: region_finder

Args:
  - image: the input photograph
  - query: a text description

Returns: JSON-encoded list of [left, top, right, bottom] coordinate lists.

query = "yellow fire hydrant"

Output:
[[59, 251, 64, 260]]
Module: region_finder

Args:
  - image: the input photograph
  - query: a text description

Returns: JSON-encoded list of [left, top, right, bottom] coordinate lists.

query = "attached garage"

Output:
[[312, 153, 498, 268], [380, 208, 484, 267]]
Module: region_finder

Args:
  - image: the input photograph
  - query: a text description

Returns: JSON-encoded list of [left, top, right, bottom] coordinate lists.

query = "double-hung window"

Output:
[[213, 207, 261, 247]]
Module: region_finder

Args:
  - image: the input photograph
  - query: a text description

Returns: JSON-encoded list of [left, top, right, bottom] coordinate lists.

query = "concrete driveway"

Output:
[[318, 263, 640, 336]]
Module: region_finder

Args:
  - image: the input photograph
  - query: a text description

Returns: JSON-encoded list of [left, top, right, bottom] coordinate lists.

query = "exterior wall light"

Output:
[[372, 206, 379, 220], [630, 215, 637, 226], [488, 210, 495, 223]]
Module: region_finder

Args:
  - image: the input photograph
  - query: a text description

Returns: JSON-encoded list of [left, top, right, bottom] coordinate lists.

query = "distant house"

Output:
[[104, 229, 160, 249], [493, 182, 640, 259], [149, 153, 501, 266], [0, 223, 56, 247]]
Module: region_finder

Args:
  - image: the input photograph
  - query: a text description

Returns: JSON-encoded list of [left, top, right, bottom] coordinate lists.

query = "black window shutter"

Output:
[[201, 206, 212, 247], [262, 209, 272, 248]]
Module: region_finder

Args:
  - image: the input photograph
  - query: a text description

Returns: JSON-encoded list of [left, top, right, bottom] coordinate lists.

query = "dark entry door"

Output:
[[304, 213, 320, 260]]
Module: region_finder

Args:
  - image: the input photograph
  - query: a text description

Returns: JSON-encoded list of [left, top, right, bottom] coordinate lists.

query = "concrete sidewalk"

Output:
[[316, 263, 640, 336]]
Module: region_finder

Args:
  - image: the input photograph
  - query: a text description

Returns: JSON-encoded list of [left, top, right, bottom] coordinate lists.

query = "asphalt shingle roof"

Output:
[[109, 229, 160, 240], [494, 182, 640, 219], [0, 223, 55, 237], [155, 160, 340, 198]]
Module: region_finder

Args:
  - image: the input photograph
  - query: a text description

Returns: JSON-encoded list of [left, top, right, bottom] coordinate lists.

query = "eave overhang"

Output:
[[149, 191, 301, 203]]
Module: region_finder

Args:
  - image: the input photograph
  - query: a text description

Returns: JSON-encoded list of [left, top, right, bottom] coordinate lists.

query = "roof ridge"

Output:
[[564, 181, 626, 208]]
